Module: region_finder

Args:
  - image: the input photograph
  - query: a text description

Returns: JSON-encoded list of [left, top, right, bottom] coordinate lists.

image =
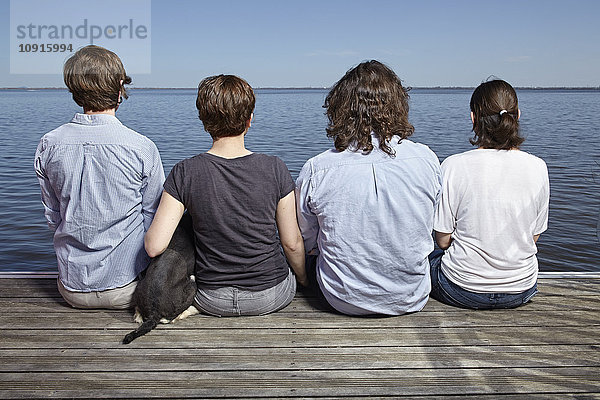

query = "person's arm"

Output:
[[34, 141, 61, 231], [276, 190, 307, 287], [144, 191, 185, 258], [435, 231, 453, 250], [295, 163, 319, 255], [141, 143, 166, 231], [532, 162, 549, 246]]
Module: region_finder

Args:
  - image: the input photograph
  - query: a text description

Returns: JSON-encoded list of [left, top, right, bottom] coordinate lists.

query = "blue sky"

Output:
[[1, 0, 599, 88]]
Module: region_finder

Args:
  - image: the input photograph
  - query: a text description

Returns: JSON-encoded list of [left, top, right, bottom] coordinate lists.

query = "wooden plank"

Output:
[[1, 345, 599, 372], [0, 277, 598, 295], [1, 294, 599, 314], [0, 368, 598, 398], [1, 326, 598, 349], [0, 277, 598, 399], [1, 308, 598, 330]]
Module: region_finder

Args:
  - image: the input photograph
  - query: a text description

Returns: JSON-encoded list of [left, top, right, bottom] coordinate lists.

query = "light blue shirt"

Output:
[[34, 113, 165, 292], [296, 135, 441, 315]]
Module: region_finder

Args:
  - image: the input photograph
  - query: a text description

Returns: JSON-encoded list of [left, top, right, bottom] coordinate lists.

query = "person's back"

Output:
[[296, 60, 441, 316], [431, 79, 549, 309], [437, 149, 547, 292], [166, 152, 296, 290], [34, 45, 164, 309], [144, 74, 307, 317]]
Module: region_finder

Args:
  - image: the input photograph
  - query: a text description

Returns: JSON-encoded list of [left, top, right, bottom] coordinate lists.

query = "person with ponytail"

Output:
[[430, 79, 549, 309]]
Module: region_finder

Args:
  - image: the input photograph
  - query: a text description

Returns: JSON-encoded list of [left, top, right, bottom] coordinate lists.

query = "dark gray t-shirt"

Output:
[[164, 152, 295, 290]]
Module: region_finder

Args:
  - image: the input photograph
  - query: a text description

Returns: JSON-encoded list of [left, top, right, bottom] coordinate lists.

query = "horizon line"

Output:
[[2, 86, 600, 90]]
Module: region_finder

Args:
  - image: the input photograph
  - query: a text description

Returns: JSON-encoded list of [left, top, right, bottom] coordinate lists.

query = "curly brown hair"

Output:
[[324, 60, 414, 156], [63, 45, 131, 112], [469, 79, 524, 150], [196, 75, 255, 139]]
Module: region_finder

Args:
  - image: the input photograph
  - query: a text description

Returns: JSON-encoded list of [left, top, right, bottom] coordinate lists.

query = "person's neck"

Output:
[[84, 108, 116, 116], [207, 131, 252, 159]]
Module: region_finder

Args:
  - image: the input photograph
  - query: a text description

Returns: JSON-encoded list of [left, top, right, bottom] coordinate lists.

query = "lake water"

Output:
[[1, 88, 599, 273]]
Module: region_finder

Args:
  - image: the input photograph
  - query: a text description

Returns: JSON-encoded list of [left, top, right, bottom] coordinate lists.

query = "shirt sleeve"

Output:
[[276, 157, 295, 199], [533, 162, 550, 235], [34, 138, 61, 231], [295, 160, 320, 254], [141, 142, 166, 231], [163, 161, 185, 205], [433, 159, 457, 234]]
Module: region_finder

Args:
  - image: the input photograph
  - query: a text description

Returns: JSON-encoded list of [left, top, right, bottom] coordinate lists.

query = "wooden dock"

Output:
[[0, 276, 599, 399]]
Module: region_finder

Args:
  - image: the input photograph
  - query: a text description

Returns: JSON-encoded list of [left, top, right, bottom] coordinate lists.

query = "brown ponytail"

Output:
[[469, 79, 524, 150]]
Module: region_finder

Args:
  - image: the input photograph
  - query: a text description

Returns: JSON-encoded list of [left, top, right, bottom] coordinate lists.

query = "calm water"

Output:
[[1, 88, 599, 273]]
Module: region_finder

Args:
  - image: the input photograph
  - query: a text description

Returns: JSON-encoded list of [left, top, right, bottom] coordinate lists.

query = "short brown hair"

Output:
[[324, 60, 414, 157], [196, 75, 255, 139], [63, 45, 131, 112], [469, 79, 524, 150]]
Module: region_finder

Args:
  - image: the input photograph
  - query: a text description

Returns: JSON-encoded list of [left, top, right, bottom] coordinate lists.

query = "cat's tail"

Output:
[[122, 318, 158, 344]]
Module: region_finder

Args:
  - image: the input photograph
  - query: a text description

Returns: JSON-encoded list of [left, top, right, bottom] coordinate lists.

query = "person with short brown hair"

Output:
[[144, 74, 306, 317], [34, 45, 164, 309], [195, 74, 255, 140], [63, 44, 132, 112]]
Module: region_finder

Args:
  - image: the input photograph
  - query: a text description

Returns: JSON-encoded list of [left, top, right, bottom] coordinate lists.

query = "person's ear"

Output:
[[517, 108, 521, 120], [247, 113, 254, 128], [470, 111, 475, 124]]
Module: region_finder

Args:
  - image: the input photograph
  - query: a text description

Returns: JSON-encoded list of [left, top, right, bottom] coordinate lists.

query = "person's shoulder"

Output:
[[251, 152, 283, 164], [39, 120, 73, 143], [516, 150, 548, 172], [250, 153, 290, 171], [166, 154, 204, 179], [439, 149, 476, 169], [397, 139, 440, 163], [518, 150, 546, 164], [118, 122, 158, 149], [304, 149, 340, 168], [178, 153, 206, 167]]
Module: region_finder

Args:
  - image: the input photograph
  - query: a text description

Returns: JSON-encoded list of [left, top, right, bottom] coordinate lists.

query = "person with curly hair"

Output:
[[296, 60, 441, 315]]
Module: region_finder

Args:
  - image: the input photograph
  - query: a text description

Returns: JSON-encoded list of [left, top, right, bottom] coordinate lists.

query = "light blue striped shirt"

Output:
[[34, 113, 165, 292], [296, 135, 441, 315]]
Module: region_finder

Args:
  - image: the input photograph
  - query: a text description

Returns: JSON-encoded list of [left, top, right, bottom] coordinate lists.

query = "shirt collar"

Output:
[[70, 113, 122, 126], [348, 132, 399, 152]]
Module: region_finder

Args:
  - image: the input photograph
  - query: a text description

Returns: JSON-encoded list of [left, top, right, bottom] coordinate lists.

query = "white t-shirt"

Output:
[[434, 149, 549, 293]]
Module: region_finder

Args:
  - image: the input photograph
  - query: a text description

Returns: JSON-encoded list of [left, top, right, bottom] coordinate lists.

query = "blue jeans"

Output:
[[193, 268, 296, 317], [429, 250, 537, 310]]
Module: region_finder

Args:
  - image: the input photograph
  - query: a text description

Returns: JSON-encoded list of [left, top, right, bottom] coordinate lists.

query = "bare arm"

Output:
[[144, 191, 185, 258], [435, 231, 453, 250], [276, 190, 307, 287]]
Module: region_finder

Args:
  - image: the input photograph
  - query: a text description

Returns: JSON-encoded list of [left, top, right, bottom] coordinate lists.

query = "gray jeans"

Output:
[[194, 268, 296, 316], [57, 278, 137, 309]]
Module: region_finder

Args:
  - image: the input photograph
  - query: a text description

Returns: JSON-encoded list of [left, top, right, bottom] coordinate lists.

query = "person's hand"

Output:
[[296, 273, 309, 287]]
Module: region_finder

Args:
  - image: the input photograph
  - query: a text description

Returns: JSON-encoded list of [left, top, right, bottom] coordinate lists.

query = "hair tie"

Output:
[[499, 110, 508, 115]]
